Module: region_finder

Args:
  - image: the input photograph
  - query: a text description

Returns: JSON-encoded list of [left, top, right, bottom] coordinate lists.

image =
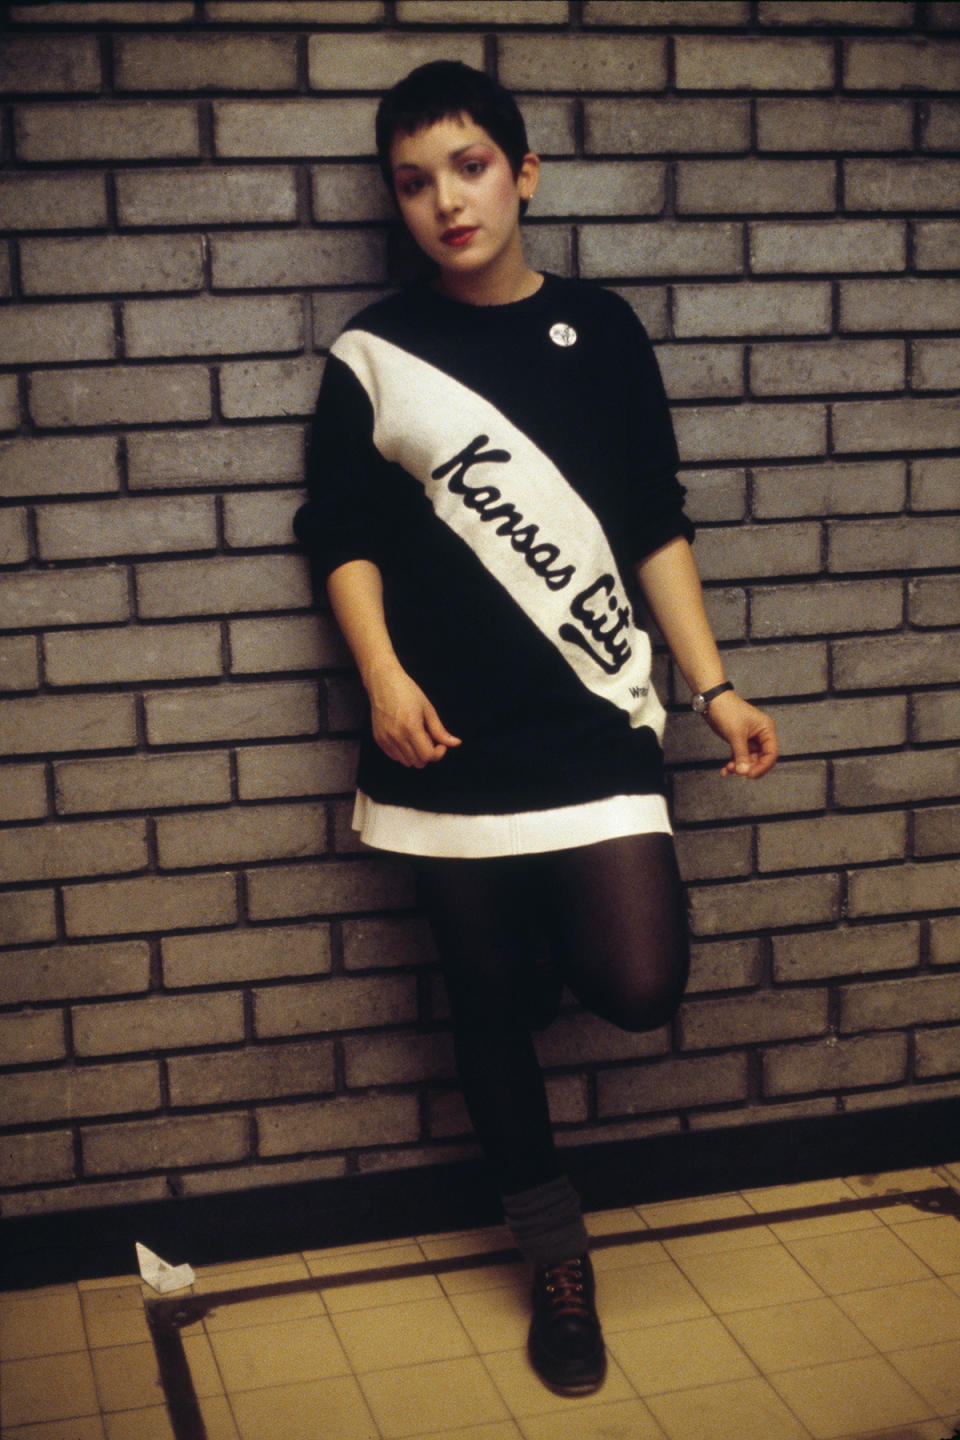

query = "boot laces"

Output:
[[541, 1257, 589, 1317]]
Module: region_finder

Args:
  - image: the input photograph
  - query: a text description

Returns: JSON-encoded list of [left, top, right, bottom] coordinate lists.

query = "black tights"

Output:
[[416, 833, 690, 1196]]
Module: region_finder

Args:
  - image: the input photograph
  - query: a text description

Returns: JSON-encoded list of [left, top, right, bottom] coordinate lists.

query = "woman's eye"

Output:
[[398, 177, 425, 197], [461, 159, 487, 177]]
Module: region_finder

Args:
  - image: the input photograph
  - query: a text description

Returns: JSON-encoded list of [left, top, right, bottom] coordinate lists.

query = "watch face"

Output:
[[692, 695, 707, 713]]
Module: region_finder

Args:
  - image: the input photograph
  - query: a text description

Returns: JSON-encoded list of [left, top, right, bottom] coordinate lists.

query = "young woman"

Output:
[[296, 60, 778, 1397]]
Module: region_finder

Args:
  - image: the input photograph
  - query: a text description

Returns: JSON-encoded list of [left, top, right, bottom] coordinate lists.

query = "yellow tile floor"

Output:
[[2, 1164, 960, 1440]]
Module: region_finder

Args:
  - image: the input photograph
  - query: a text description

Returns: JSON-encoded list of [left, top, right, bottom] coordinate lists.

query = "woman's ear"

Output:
[[517, 151, 540, 203]]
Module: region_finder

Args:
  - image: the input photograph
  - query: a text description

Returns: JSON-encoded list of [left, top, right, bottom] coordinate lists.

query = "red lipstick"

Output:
[[442, 226, 477, 247]]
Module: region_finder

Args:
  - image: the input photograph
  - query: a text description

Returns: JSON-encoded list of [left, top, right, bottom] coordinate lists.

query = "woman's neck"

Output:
[[434, 256, 543, 308]]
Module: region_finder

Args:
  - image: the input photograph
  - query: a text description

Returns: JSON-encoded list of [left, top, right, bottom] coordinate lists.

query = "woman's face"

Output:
[[389, 113, 539, 292]]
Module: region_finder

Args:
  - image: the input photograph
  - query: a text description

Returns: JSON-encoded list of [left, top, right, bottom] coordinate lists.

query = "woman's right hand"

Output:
[[365, 661, 462, 769]]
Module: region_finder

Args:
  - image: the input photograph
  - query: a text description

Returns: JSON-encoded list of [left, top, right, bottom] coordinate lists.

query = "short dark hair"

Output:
[[375, 60, 530, 196]]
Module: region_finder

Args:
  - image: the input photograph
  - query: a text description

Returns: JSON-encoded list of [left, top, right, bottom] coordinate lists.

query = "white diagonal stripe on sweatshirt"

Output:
[[333, 328, 666, 737]]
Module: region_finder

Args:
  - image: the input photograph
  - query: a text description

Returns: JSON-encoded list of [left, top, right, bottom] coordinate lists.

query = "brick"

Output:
[[0, 941, 151, 1005], [675, 406, 826, 466], [127, 425, 304, 490], [757, 99, 911, 153], [344, 1032, 454, 1089], [773, 922, 920, 983], [750, 220, 905, 276], [910, 576, 960, 629], [930, 2, 960, 24], [73, 991, 244, 1058], [0, 437, 120, 499], [752, 460, 905, 520], [586, 1, 748, 20], [162, 924, 331, 988], [911, 457, 958, 511], [674, 826, 752, 883], [681, 989, 828, 1050], [677, 160, 835, 215], [331, 798, 365, 855], [580, 223, 741, 280], [144, 680, 318, 745], [831, 520, 960, 579], [847, 860, 960, 920], [36, 497, 217, 562], [225, 489, 301, 549], [765, 1034, 907, 1098], [760, 1, 912, 21], [220, 358, 325, 420], [342, 915, 435, 970], [9, 2, 194, 17], [751, 578, 902, 638], [236, 739, 355, 800], [681, 472, 747, 526], [136, 555, 310, 621], [0, 817, 146, 885], [0, 568, 129, 631], [585, 97, 748, 155], [0, 764, 47, 822], [0, 891, 57, 945], [311, 292, 386, 351], [0, 1008, 66, 1065], [846, 159, 960, 212], [777, 694, 906, 755], [913, 693, 960, 744], [0, 1061, 160, 1127], [916, 1026, 960, 1079], [210, 231, 384, 290], [832, 398, 960, 455], [842, 278, 960, 333], [157, 802, 325, 869], [124, 295, 303, 359], [15, 103, 200, 163], [673, 759, 826, 823], [258, 1092, 419, 1157], [0, 636, 38, 695], [655, 346, 743, 403], [309, 32, 482, 89], [310, 164, 392, 224], [613, 285, 669, 339], [692, 522, 821, 583], [0, 1132, 73, 1188], [0, 510, 30, 566], [0, 35, 100, 91], [0, 174, 107, 230], [0, 244, 10, 298], [915, 222, 960, 273], [116, 166, 297, 228], [180, 1154, 345, 1195], [751, 340, 904, 398], [758, 810, 906, 872], [246, 857, 415, 919], [254, 974, 416, 1039], [0, 304, 114, 365], [207, 1, 382, 16], [22, 236, 203, 298], [845, 38, 960, 90], [842, 972, 960, 1033], [82, 1112, 249, 1175], [597, 1054, 748, 1118], [229, 615, 347, 673], [63, 873, 237, 938], [115, 33, 296, 90], [214, 99, 378, 159], [519, 97, 579, 156], [834, 750, 960, 809], [399, 0, 566, 18], [500, 34, 666, 91], [914, 803, 960, 858], [168, 1040, 334, 1108], [0, 694, 136, 756], [678, 35, 833, 89], [722, 642, 828, 701], [913, 339, 960, 393], [931, 916, 960, 967], [534, 161, 665, 217], [30, 366, 211, 429], [689, 873, 841, 935], [677, 283, 831, 339], [45, 623, 222, 689], [0, 376, 19, 432], [686, 937, 763, 994], [923, 101, 960, 150]]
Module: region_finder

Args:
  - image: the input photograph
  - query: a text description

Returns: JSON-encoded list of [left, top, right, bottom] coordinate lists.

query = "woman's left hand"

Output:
[[702, 689, 779, 779]]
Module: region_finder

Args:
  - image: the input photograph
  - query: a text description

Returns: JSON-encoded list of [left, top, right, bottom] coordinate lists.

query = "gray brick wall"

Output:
[[1, 0, 958, 1217]]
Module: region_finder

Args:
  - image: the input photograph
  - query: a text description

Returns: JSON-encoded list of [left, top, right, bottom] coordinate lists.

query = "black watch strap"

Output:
[[692, 681, 735, 714]]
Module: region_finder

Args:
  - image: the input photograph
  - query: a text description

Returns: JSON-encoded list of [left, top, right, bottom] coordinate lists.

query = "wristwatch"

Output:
[[692, 681, 735, 714]]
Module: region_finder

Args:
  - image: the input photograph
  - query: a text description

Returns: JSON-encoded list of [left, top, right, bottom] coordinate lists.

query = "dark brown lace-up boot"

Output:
[[527, 1253, 606, 1395]]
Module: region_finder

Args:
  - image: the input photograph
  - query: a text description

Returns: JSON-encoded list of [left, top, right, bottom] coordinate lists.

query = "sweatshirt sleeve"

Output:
[[612, 298, 695, 565], [293, 351, 384, 581]]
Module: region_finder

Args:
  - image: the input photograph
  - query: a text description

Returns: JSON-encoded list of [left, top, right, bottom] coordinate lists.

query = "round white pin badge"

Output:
[[549, 322, 577, 347]]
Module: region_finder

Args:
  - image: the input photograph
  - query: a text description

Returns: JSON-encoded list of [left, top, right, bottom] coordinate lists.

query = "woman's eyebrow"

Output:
[[394, 143, 492, 174]]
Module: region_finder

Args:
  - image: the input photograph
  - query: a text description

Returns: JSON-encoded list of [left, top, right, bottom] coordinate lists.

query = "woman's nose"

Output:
[[434, 173, 461, 215]]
